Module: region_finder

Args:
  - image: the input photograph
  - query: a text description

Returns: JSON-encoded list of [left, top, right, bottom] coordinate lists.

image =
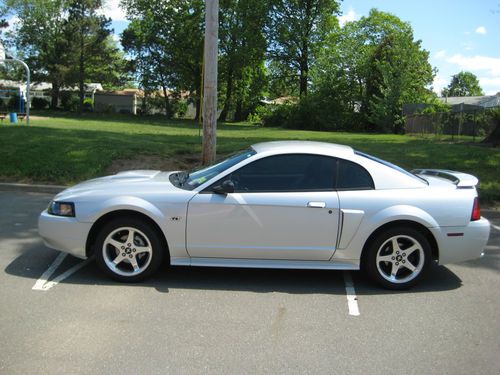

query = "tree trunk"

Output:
[[299, 69, 308, 97], [219, 64, 233, 122], [299, 5, 310, 97], [162, 85, 170, 117], [234, 98, 243, 122], [195, 97, 201, 121], [78, 24, 85, 113], [299, 45, 309, 96], [51, 83, 60, 109]]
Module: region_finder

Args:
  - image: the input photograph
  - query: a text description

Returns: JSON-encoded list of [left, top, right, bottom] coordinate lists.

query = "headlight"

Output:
[[47, 201, 75, 217]]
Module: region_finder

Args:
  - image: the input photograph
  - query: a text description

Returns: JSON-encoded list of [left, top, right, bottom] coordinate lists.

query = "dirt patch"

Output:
[[104, 154, 203, 175], [27, 115, 47, 120]]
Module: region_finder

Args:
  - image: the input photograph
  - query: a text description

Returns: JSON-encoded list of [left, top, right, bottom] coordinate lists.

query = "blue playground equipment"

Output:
[[9, 112, 17, 123]]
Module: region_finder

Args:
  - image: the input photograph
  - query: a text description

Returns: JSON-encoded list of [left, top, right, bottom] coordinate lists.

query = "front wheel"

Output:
[[95, 217, 164, 282], [365, 227, 432, 290]]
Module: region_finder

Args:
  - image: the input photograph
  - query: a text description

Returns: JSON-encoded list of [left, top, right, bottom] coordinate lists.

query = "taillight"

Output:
[[471, 197, 481, 221]]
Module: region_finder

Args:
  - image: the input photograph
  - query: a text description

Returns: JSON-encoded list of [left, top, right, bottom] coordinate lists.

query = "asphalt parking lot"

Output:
[[0, 190, 499, 374]]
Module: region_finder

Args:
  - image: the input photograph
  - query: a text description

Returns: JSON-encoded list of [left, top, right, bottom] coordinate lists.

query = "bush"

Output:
[[103, 104, 116, 114], [83, 98, 93, 112], [174, 100, 188, 118], [260, 94, 364, 132], [261, 104, 292, 127], [60, 92, 79, 111], [8, 94, 20, 112], [31, 97, 50, 110], [246, 105, 267, 124], [143, 94, 187, 118]]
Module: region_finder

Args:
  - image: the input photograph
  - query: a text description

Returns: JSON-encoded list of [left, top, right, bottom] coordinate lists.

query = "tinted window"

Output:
[[230, 154, 336, 192], [336, 159, 374, 190], [178, 149, 256, 190]]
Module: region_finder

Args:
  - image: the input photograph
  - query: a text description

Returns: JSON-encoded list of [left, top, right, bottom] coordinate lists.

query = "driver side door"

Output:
[[186, 154, 340, 261]]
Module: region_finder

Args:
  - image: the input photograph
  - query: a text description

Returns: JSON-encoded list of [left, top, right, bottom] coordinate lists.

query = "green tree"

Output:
[[84, 36, 130, 90], [121, 0, 204, 118], [6, 0, 126, 109], [218, 0, 268, 121], [65, 0, 119, 112], [6, 0, 72, 108], [268, 0, 340, 97], [366, 31, 435, 132], [315, 9, 435, 132], [441, 71, 484, 97]]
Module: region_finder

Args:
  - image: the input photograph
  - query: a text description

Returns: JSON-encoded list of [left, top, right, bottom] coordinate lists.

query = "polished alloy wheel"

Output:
[[102, 226, 153, 277], [375, 235, 425, 284]]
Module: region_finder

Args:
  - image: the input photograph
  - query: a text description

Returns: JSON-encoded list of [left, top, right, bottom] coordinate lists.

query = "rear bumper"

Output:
[[38, 210, 91, 259], [431, 217, 491, 265]]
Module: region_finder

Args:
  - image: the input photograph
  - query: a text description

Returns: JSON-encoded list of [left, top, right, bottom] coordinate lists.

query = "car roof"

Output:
[[248, 141, 425, 189], [251, 141, 354, 156]]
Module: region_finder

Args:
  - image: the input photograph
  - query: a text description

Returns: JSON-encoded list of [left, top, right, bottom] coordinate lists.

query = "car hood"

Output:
[[54, 170, 182, 201]]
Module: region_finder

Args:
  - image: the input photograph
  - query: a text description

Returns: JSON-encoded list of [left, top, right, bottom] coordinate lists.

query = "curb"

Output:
[[0, 182, 67, 194]]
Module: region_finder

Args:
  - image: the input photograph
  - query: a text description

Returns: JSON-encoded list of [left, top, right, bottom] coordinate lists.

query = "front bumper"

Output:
[[431, 217, 491, 265], [38, 210, 92, 259]]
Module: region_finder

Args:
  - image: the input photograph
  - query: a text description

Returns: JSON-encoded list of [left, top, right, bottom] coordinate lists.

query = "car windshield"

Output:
[[173, 149, 256, 190]]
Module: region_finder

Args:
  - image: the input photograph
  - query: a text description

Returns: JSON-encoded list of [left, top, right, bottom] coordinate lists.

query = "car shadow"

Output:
[[351, 263, 463, 295], [5, 240, 463, 295]]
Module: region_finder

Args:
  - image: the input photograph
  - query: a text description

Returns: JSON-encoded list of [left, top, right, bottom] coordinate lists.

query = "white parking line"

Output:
[[32, 253, 92, 291], [343, 271, 360, 316], [32, 253, 67, 290], [491, 224, 500, 231], [485, 245, 500, 250]]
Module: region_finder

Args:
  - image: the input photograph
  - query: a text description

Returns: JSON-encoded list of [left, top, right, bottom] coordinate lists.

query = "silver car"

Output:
[[38, 141, 490, 289]]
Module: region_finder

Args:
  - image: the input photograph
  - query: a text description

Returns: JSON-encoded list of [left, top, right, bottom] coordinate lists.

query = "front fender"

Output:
[[75, 196, 189, 259], [77, 196, 166, 224]]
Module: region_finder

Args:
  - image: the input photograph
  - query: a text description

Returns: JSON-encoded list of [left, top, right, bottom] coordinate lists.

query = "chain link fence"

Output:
[[405, 107, 499, 142]]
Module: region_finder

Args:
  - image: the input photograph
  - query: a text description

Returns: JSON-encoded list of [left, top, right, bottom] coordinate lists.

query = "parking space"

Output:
[[0, 190, 499, 374]]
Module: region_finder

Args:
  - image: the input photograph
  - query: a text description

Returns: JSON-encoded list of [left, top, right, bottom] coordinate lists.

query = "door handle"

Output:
[[307, 201, 326, 208]]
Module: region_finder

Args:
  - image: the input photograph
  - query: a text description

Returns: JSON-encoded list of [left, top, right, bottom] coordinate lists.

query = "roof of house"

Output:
[[260, 96, 299, 105], [438, 93, 500, 108], [0, 80, 103, 92]]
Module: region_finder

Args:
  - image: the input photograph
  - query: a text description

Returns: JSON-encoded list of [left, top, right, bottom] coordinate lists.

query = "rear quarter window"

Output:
[[336, 159, 374, 190]]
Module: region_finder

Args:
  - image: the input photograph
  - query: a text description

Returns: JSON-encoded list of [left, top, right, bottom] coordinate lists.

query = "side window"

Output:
[[229, 154, 336, 192], [336, 159, 374, 190]]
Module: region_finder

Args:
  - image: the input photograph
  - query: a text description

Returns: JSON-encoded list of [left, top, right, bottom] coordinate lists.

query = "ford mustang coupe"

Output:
[[39, 141, 490, 289]]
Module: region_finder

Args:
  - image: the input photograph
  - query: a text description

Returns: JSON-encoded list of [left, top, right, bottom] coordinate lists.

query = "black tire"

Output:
[[94, 217, 164, 282], [365, 227, 432, 290]]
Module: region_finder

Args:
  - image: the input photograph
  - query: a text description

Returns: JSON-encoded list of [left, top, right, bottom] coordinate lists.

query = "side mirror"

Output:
[[212, 180, 235, 195]]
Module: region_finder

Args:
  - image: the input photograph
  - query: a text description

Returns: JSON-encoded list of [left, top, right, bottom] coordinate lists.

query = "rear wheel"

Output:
[[365, 227, 431, 289], [95, 217, 164, 282]]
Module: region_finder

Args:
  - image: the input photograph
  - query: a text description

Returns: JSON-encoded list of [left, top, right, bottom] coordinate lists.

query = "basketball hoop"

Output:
[[0, 40, 31, 125]]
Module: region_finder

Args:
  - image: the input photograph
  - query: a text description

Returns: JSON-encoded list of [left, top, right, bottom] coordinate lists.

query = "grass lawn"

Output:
[[1, 112, 499, 203]]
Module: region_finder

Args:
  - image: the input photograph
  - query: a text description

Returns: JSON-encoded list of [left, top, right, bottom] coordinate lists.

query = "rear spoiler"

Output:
[[411, 169, 479, 188]]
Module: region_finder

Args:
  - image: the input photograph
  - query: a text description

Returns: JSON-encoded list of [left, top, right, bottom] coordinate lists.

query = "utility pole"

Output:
[[202, 0, 219, 165]]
